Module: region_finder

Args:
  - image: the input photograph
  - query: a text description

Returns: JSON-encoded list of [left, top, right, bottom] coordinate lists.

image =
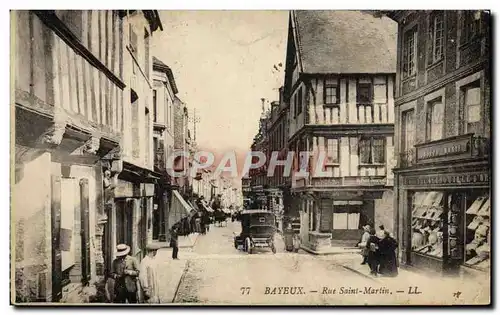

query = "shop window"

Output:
[[359, 137, 385, 164], [464, 192, 490, 269], [410, 191, 445, 258], [462, 81, 481, 135], [426, 97, 444, 141], [403, 26, 418, 78], [332, 201, 364, 230]]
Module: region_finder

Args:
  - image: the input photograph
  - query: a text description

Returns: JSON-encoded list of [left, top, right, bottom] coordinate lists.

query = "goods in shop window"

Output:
[[467, 215, 486, 230], [476, 197, 490, 216], [466, 196, 488, 215], [412, 230, 424, 249]]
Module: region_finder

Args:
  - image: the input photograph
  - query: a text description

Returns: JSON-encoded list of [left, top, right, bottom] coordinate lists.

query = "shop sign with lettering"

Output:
[[403, 172, 489, 187], [415, 134, 472, 164]]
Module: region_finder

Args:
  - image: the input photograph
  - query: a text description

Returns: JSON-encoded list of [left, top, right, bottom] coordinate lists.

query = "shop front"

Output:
[[300, 190, 383, 251], [396, 134, 490, 276]]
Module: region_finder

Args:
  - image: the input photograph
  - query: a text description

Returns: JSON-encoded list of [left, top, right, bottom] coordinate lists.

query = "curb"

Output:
[[300, 245, 361, 256], [341, 265, 380, 282]]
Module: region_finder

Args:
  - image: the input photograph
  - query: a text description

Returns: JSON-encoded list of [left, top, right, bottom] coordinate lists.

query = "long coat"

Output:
[[378, 236, 399, 276], [139, 256, 161, 303]]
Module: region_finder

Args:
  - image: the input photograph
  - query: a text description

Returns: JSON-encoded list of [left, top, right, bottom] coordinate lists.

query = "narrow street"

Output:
[[154, 220, 380, 305]]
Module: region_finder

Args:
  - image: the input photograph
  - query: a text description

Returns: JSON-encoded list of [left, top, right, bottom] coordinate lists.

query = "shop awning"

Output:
[[119, 161, 162, 184], [172, 190, 194, 217]]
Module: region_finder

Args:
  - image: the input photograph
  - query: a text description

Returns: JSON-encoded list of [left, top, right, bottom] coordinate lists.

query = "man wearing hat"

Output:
[[139, 243, 161, 303], [110, 244, 140, 303]]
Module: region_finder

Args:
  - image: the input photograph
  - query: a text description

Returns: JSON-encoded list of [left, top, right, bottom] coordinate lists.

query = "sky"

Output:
[[152, 10, 289, 178]]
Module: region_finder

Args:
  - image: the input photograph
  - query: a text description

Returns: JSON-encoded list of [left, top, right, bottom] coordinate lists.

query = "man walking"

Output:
[[139, 243, 161, 303], [170, 226, 179, 259], [110, 244, 140, 303]]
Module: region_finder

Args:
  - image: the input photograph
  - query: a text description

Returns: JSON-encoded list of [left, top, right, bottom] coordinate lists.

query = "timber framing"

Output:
[[32, 11, 126, 90]]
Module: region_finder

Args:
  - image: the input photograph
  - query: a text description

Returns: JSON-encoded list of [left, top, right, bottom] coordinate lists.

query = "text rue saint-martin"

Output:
[[261, 286, 422, 295]]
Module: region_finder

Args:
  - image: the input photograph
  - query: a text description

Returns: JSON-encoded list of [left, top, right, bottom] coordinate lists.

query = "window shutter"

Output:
[[51, 176, 63, 302], [79, 178, 91, 284]]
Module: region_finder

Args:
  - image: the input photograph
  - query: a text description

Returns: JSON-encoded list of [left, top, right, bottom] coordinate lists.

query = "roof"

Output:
[[153, 57, 179, 94], [292, 10, 397, 74]]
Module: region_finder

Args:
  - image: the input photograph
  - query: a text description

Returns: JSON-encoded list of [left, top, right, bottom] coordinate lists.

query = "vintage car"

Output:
[[234, 209, 277, 254]]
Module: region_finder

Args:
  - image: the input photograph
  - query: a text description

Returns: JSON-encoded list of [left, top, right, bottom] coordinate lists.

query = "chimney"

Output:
[[261, 98, 266, 113]]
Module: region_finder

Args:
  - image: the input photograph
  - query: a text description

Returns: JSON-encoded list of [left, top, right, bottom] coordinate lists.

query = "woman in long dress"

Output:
[[378, 231, 399, 277]]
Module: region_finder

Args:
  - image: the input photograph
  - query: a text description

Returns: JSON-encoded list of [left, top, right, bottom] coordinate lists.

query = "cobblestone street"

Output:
[[152, 220, 490, 305]]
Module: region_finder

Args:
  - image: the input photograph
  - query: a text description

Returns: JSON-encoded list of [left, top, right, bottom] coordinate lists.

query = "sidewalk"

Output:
[[151, 232, 200, 249], [300, 245, 361, 255], [339, 253, 491, 305], [155, 248, 190, 303]]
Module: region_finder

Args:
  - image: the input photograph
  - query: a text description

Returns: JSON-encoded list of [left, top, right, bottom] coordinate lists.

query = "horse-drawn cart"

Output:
[[234, 210, 277, 254]]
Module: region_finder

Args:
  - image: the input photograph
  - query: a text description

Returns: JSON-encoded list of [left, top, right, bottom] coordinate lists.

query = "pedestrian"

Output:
[[357, 225, 371, 265], [139, 243, 161, 303], [377, 224, 386, 239], [195, 212, 202, 233], [170, 226, 179, 260], [378, 230, 399, 277], [110, 244, 140, 303], [366, 227, 380, 276], [202, 210, 210, 233]]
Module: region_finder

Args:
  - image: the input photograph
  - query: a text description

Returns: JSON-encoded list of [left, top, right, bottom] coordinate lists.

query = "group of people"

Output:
[[106, 243, 162, 304], [358, 224, 399, 277]]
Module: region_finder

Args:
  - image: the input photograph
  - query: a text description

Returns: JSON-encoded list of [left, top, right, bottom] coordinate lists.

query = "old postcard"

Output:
[[11, 9, 491, 306]]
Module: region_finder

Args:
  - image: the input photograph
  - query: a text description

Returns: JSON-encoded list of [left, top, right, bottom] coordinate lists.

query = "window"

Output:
[[359, 137, 385, 164], [402, 109, 415, 152], [153, 90, 157, 122], [461, 11, 482, 44], [426, 97, 444, 141], [463, 82, 481, 134], [324, 84, 339, 105], [325, 138, 339, 164], [430, 12, 444, 63], [357, 82, 373, 105], [297, 87, 303, 115], [410, 191, 445, 258], [403, 26, 417, 78], [144, 29, 150, 78], [129, 24, 137, 55]]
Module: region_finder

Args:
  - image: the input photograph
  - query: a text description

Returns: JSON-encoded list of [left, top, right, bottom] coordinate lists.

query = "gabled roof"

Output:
[[291, 10, 397, 74], [153, 57, 179, 94]]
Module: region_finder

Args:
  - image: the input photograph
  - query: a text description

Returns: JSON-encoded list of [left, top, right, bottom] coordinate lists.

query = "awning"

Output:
[[119, 161, 162, 184], [200, 202, 214, 213], [172, 190, 194, 217]]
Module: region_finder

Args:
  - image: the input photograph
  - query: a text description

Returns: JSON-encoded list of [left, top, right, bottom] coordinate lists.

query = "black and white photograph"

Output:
[[9, 7, 492, 306]]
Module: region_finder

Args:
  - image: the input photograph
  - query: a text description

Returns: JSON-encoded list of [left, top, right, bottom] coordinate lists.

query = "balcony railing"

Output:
[[399, 134, 490, 168]]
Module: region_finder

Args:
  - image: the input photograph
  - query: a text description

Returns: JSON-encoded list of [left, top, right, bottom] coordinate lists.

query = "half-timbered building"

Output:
[[283, 11, 398, 252]]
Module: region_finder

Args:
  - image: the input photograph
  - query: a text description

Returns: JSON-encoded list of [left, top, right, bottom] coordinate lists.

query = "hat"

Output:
[[146, 243, 161, 251], [115, 244, 130, 257]]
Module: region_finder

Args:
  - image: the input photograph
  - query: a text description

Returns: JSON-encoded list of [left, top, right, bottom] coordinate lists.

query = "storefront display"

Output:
[[411, 191, 444, 258], [464, 195, 490, 270]]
